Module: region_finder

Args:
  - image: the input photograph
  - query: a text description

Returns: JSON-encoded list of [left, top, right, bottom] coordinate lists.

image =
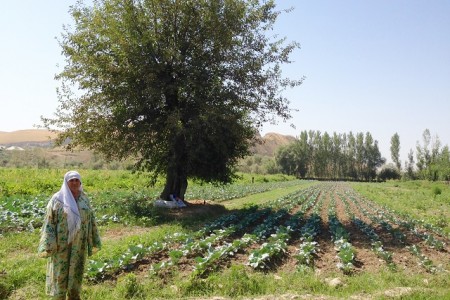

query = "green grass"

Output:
[[0, 168, 158, 197], [0, 232, 46, 299], [350, 180, 450, 235], [0, 168, 297, 198], [220, 180, 316, 209], [78, 266, 450, 300]]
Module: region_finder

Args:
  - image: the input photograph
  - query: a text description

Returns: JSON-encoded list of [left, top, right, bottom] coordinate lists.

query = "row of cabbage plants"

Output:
[[343, 188, 445, 273], [86, 182, 448, 280], [247, 187, 322, 270], [326, 189, 356, 274], [346, 189, 446, 249], [337, 191, 396, 270], [87, 186, 321, 280]]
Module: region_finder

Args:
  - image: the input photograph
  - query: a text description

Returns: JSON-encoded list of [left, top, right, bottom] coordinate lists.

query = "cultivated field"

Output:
[[0, 170, 449, 299]]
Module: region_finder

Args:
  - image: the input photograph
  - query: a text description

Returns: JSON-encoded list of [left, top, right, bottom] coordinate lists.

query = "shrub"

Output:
[[117, 273, 144, 299], [432, 186, 442, 197], [0, 280, 12, 300], [377, 164, 401, 181], [218, 265, 263, 297]]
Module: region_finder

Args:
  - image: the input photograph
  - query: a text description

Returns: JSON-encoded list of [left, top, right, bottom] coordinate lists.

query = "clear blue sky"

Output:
[[1, 0, 449, 164]]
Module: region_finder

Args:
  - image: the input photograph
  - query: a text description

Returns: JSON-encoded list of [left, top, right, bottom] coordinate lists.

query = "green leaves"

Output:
[[407, 245, 438, 273], [295, 237, 318, 267], [294, 213, 321, 268], [0, 197, 47, 233], [192, 235, 255, 277], [86, 241, 165, 280], [247, 228, 289, 269]]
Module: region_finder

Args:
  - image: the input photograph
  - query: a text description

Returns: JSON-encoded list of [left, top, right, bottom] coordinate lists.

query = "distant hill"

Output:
[[0, 129, 295, 156], [252, 132, 296, 156], [0, 129, 57, 147]]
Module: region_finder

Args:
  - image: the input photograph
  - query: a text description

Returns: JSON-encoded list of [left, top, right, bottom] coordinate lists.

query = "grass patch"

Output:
[[0, 231, 46, 299], [221, 180, 316, 209], [80, 266, 450, 299]]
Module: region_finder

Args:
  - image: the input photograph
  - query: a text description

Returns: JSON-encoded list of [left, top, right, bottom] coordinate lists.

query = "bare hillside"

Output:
[[0, 129, 294, 157], [252, 132, 296, 156], [0, 129, 57, 145]]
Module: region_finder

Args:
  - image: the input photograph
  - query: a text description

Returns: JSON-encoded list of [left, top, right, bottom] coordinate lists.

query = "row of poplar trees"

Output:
[[275, 130, 385, 181]]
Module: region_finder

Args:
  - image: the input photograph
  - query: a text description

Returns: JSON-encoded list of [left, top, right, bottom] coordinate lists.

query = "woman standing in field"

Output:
[[38, 170, 101, 300]]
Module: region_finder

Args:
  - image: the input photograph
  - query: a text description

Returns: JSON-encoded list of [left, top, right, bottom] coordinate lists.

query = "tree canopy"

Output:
[[42, 0, 301, 200]]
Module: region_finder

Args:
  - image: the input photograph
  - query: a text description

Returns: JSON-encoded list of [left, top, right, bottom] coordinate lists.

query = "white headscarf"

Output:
[[57, 170, 83, 244]]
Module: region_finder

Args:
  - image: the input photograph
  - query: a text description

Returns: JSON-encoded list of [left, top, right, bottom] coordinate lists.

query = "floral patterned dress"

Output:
[[38, 192, 101, 299]]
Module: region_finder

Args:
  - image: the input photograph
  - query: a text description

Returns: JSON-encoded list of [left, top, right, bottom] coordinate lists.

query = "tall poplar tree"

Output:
[[390, 133, 401, 171]]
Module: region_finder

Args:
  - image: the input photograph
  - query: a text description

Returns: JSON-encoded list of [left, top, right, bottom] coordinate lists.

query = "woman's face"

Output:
[[67, 178, 81, 197]]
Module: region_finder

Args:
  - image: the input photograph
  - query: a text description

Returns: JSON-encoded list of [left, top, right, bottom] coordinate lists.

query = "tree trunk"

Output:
[[159, 122, 188, 201], [160, 139, 188, 201], [160, 169, 188, 201]]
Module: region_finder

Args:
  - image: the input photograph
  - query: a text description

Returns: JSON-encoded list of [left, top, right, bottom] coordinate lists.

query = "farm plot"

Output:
[[0, 179, 304, 234], [87, 182, 449, 281]]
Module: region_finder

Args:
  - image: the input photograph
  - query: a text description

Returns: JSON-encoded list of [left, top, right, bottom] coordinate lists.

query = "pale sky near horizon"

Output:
[[1, 1, 449, 165]]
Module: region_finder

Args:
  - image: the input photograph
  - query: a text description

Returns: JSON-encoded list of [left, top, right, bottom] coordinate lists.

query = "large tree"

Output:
[[363, 132, 385, 181], [42, 0, 301, 200]]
